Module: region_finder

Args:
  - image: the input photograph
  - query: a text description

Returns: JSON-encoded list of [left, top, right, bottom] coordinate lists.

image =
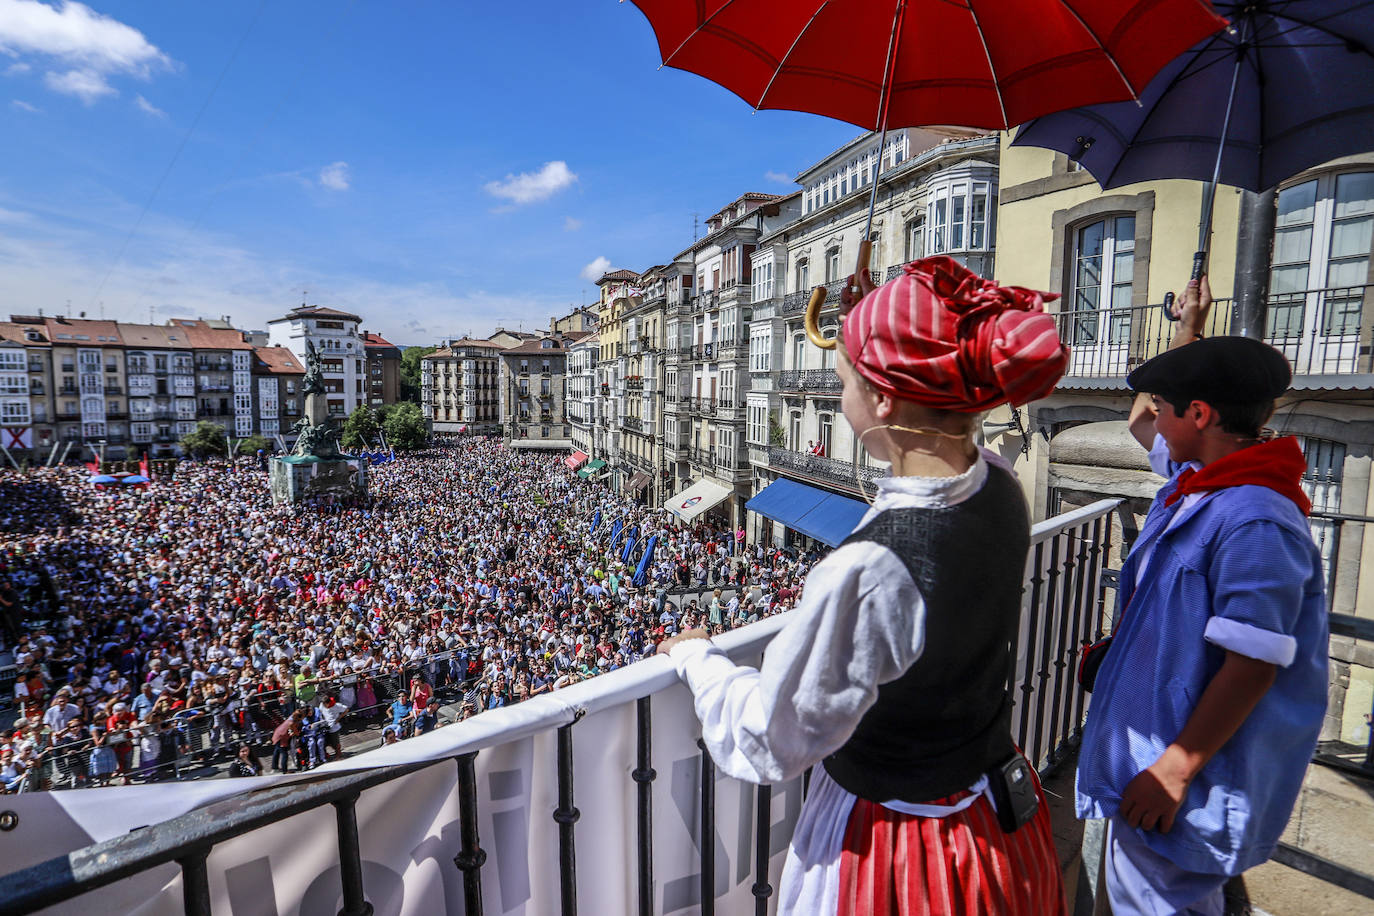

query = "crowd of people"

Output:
[[0, 438, 821, 791]]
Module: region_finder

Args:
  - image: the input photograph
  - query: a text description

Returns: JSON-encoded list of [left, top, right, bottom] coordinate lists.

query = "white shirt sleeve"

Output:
[[669, 542, 926, 785]]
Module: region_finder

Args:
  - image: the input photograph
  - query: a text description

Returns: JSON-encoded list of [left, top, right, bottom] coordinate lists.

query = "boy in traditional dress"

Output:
[[659, 256, 1070, 915], [1077, 277, 1328, 915]]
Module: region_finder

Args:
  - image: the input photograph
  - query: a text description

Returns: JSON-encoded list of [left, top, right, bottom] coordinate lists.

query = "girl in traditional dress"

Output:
[[659, 257, 1070, 915]]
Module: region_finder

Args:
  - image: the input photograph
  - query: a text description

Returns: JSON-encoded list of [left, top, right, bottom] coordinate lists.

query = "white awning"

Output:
[[665, 478, 732, 523]]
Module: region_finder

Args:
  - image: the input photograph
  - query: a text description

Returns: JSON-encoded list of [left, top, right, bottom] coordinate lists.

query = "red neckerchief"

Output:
[[1164, 436, 1311, 515]]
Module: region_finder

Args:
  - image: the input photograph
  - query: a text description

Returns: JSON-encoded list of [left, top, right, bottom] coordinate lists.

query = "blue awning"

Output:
[[745, 478, 869, 547]]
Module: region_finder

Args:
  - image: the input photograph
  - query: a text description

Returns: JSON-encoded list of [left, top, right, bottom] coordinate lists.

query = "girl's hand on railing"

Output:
[[655, 628, 710, 656]]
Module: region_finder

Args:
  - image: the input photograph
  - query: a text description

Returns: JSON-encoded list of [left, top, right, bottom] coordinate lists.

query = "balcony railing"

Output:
[[778, 368, 842, 393], [690, 396, 717, 417], [0, 501, 1120, 916], [769, 445, 884, 491], [689, 446, 714, 467], [1055, 285, 1374, 382]]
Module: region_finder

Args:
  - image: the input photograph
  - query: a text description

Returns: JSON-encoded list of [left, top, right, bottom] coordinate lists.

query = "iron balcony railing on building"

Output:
[[694, 289, 719, 311], [622, 416, 643, 433], [0, 501, 1120, 916], [690, 397, 717, 418], [689, 446, 714, 468], [1055, 284, 1374, 382], [778, 368, 842, 393], [768, 445, 884, 492]]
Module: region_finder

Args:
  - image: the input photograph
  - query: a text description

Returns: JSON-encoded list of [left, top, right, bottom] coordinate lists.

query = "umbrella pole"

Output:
[[1192, 20, 1248, 283], [807, 0, 905, 351]]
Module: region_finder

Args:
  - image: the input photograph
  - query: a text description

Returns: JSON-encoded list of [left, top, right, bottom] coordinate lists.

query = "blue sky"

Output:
[[0, 1, 859, 344]]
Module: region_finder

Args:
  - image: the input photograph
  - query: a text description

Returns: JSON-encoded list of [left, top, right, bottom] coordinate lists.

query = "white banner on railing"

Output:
[[7, 617, 802, 916]]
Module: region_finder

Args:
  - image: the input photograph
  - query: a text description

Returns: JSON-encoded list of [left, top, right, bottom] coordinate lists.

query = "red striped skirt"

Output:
[[836, 776, 1065, 916]]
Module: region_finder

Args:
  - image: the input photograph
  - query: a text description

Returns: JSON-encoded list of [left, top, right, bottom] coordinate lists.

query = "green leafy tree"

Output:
[[381, 400, 427, 450], [236, 434, 271, 456], [768, 413, 786, 447], [399, 345, 436, 403], [341, 404, 381, 451], [180, 421, 228, 458]]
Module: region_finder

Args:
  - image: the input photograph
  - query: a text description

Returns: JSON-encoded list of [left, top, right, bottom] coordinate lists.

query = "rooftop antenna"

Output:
[[692, 212, 700, 241]]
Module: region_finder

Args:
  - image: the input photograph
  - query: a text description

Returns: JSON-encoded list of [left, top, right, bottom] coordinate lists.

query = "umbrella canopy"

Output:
[[1012, 1, 1374, 192], [627, 0, 1226, 131], [88, 475, 119, 485], [121, 475, 150, 484]]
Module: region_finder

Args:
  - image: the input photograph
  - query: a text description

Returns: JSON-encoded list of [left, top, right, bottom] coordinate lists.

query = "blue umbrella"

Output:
[[620, 527, 640, 563], [632, 535, 658, 587], [1014, 1, 1374, 278], [121, 475, 150, 484], [608, 518, 625, 549], [591, 509, 602, 531], [89, 474, 118, 485]]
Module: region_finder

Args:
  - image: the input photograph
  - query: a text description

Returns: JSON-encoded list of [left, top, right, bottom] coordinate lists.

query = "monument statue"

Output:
[[269, 335, 369, 504]]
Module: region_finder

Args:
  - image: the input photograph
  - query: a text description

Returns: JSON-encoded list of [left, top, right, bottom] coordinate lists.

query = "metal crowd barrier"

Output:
[[0, 500, 1123, 915]]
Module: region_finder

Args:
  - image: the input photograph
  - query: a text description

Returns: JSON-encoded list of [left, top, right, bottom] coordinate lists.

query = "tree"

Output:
[[768, 412, 787, 447], [236, 434, 271, 456], [180, 421, 227, 458], [399, 345, 436, 404], [341, 404, 380, 451], [381, 401, 427, 450]]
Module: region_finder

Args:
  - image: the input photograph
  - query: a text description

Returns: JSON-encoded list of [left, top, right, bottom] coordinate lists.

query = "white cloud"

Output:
[[563, 216, 581, 232], [484, 160, 576, 205], [0, 205, 29, 222], [764, 170, 793, 185], [43, 66, 112, 102], [0, 0, 171, 103], [319, 161, 350, 191], [10, 97, 38, 112], [134, 92, 163, 117], [0, 0, 171, 75], [580, 256, 610, 283]]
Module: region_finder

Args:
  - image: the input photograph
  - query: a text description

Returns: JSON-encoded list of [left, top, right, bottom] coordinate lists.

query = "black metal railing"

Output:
[[1055, 285, 1374, 381], [768, 445, 883, 492], [0, 502, 1122, 915], [777, 368, 842, 393]]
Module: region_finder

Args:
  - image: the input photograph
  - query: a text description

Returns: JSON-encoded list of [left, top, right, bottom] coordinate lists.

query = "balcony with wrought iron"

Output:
[[688, 446, 714, 468], [778, 368, 842, 394], [694, 289, 719, 311], [768, 445, 883, 493], [621, 415, 643, 433], [1054, 285, 1374, 386], [689, 396, 717, 418]]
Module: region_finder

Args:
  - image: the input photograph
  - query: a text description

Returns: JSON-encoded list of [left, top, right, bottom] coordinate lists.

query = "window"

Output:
[[905, 218, 925, 262], [795, 259, 809, 293], [789, 411, 802, 451], [930, 194, 948, 252], [792, 332, 805, 371], [818, 414, 834, 457], [1268, 171, 1373, 341], [1299, 437, 1345, 582], [825, 248, 841, 283], [1069, 216, 1135, 350]]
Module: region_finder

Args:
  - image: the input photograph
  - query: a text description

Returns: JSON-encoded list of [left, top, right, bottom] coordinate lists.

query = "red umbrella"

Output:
[[627, 0, 1228, 344]]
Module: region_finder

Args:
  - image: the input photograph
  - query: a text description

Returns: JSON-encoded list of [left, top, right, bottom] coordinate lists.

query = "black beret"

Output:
[[1127, 336, 1290, 404]]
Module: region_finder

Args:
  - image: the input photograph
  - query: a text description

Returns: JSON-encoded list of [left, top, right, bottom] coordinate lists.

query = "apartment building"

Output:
[[421, 338, 502, 436], [498, 335, 573, 449], [118, 323, 198, 458], [0, 319, 50, 460], [745, 129, 996, 547], [362, 331, 401, 407], [41, 317, 127, 460], [565, 332, 598, 463], [251, 345, 305, 448], [267, 305, 367, 417], [996, 138, 1374, 745]]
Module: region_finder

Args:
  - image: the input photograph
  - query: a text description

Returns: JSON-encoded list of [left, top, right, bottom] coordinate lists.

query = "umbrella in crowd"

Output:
[[633, 534, 659, 587], [120, 475, 151, 485], [1013, 0, 1374, 281], [626, 0, 1228, 348], [88, 474, 119, 486]]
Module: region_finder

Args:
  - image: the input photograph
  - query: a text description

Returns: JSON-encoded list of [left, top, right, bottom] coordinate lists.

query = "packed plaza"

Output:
[[0, 438, 820, 791]]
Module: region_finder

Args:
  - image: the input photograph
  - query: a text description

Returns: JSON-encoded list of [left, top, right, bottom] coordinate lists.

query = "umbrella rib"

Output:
[[963, 1, 1010, 128], [1269, 6, 1374, 62], [1049, 0, 1137, 100], [1098, 36, 1220, 188], [659, 0, 754, 69], [755, 1, 832, 113]]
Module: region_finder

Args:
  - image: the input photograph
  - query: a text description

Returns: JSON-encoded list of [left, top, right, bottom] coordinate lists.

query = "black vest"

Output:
[[822, 466, 1028, 803]]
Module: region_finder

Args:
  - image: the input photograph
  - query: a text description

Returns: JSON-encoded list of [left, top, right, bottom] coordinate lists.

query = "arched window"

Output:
[[1066, 215, 1135, 376]]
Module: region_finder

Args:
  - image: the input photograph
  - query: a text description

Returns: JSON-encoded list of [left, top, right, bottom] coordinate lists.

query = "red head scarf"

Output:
[[841, 256, 1069, 412]]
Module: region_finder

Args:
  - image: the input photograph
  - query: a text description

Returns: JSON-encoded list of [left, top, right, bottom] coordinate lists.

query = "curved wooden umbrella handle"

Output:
[[804, 286, 834, 350]]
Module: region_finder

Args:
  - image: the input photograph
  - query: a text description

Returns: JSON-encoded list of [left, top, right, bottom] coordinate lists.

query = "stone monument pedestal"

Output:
[[270, 455, 369, 506]]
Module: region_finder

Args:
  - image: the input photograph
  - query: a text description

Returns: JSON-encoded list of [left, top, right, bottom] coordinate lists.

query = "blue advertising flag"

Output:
[[632, 535, 658, 587], [620, 526, 640, 563], [591, 509, 601, 531]]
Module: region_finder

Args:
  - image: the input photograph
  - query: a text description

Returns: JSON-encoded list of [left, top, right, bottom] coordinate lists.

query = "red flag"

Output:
[[140, 453, 150, 478], [85, 459, 99, 474]]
